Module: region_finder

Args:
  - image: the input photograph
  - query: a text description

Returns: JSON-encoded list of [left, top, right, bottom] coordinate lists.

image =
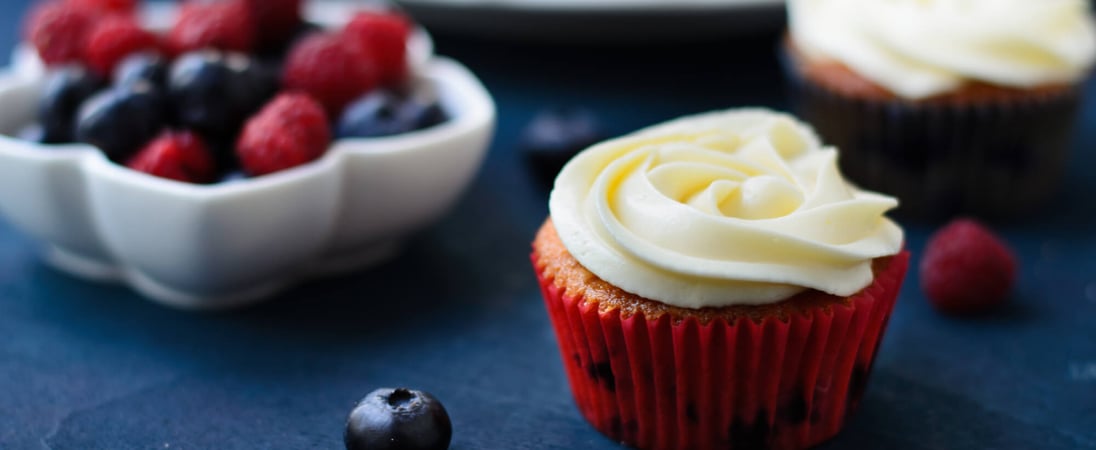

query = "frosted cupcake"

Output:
[[783, 0, 1096, 218], [531, 109, 908, 449]]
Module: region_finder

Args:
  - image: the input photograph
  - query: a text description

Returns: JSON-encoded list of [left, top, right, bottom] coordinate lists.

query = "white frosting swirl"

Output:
[[789, 0, 1096, 99], [548, 109, 903, 308]]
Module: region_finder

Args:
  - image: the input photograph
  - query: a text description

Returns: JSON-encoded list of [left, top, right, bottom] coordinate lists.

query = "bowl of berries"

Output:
[[0, 0, 495, 309]]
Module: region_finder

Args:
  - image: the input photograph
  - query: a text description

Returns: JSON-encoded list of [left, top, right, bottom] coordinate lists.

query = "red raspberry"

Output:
[[70, 0, 138, 14], [167, 0, 255, 55], [24, 1, 98, 66], [242, 0, 302, 47], [343, 12, 411, 86], [920, 218, 1018, 315], [127, 131, 217, 184], [84, 15, 160, 76], [283, 32, 379, 116], [236, 93, 331, 176]]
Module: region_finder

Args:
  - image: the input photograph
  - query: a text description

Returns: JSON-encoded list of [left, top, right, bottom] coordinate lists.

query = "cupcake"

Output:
[[531, 109, 908, 449], [783, 0, 1096, 218]]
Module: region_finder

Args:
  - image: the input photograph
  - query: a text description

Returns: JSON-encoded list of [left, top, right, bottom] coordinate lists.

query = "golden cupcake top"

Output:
[[548, 109, 903, 308]]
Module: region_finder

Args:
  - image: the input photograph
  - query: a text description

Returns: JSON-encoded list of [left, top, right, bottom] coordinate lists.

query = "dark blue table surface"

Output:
[[3, 2, 1096, 449]]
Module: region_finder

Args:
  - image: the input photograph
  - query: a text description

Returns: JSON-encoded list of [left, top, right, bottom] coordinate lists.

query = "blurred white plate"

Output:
[[397, 0, 786, 42]]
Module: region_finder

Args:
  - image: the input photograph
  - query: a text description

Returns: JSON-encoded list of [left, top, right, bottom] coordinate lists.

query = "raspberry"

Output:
[[70, 0, 138, 14], [920, 218, 1018, 315], [283, 32, 379, 116], [167, 0, 255, 55], [127, 130, 217, 183], [24, 1, 98, 66], [242, 0, 302, 48], [236, 93, 331, 176], [344, 12, 411, 86], [84, 15, 160, 76]]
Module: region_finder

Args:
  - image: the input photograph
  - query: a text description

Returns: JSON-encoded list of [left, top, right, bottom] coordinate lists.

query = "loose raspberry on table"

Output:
[[167, 0, 255, 55], [84, 15, 160, 76], [70, 0, 138, 14], [24, 1, 98, 66], [920, 218, 1018, 315], [343, 12, 411, 86], [236, 93, 331, 176], [127, 130, 217, 183], [283, 32, 379, 116]]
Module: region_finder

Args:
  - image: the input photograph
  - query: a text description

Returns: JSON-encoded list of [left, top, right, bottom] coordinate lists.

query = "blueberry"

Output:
[[345, 388, 452, 450], [204, 135, 244, 175], [16, 123, 45, 143], [231, 59, 280, 125], [219, 170, 248, 183], [38, 65, 107, 144], [520, 107, 605, 185], [114, 52, 169, 90], [75, 81, 167, 161], [336, 90, 447, 139], [168, 51, 278, 143], [256, 21, 322, 66]]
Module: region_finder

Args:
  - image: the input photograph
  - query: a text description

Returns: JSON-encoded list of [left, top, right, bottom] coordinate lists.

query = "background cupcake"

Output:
[[783, 0, 1096, 219], [532, 109, 908, 449]]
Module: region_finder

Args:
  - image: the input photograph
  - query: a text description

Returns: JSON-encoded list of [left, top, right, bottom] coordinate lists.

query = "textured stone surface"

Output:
[[1, 1, 1095, 448]]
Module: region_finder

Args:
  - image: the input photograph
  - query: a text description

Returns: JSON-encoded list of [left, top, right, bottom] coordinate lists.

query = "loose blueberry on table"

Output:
[[13, 0, 447, 184], [520, 107, 606, 186], [345, 388, 452, 450]]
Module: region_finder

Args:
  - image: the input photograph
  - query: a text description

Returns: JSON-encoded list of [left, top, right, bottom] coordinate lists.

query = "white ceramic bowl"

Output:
[[0, 4, 495, 310]]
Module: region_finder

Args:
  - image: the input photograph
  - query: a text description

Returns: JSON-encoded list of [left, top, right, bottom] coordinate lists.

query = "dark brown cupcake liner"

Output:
[[780, 48, 1083, 219]]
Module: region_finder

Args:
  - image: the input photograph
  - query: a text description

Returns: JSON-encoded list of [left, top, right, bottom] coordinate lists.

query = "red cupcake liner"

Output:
[[534, 252, 909, 450]]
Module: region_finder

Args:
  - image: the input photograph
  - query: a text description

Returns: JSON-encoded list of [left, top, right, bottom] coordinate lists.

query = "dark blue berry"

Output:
[[75, 81, 167, 161], [38, 65, 106, 144], [336, 90, 447, 139], [219, 170, 248, 183], [520, 107, 605, 185], [16, 123, 45, 143], [114, 52, 169, 90], [232, 60, 280, 125], [345, 388, 452, 450], [256, 21, 322, 66], [203, 135, 244, 175], [168, 51, 278, 143]]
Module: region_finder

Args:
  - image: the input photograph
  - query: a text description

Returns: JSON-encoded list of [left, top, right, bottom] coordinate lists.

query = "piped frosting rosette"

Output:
[[549, 109, 903, 308]]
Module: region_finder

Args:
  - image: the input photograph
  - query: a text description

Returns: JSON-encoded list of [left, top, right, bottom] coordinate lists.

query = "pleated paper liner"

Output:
[[780, 44, 1082, 220], [534, 249, 909, 450]]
